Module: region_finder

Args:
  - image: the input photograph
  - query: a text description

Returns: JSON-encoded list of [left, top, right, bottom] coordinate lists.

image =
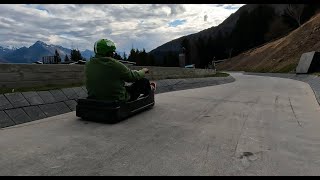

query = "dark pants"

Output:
[[125, 78, 151, 101]]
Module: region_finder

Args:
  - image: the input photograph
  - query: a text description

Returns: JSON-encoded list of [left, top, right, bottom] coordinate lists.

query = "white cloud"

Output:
[[0, 4, 244, 54]]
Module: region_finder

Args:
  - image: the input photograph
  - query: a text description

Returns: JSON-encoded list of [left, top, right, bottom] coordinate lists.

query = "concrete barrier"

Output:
[[296, 51, 320, 74], [131, 66, 217, 80], [0, 63, 216, 89], [0, 86, 88, 128], [0, 63, 84, 89]]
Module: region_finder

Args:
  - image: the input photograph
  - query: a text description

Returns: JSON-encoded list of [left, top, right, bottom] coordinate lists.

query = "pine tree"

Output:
[[54, 49, 62, 63], [70, 49, 83, 62], [64, 54, 70, 62], [140, 49, 148, 66], [128, 48, 137, 63], [113, 52, 122, 60], [148, 54, 155, 66], [181, 38, 190, 65], [196, 37, 206, 68], [284, 4, 304, 27], [123, 52, 127, 61]]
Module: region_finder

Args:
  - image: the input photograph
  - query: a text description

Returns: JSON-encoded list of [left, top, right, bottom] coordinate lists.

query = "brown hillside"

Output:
[[218, 13, 320, 73]]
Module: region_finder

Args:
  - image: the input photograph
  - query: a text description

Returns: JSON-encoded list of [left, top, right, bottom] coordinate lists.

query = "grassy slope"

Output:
[[218, 13, 320, 73]]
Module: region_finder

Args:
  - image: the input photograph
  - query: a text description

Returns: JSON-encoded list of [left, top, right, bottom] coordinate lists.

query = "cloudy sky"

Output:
[[0, 4, 244, 54]]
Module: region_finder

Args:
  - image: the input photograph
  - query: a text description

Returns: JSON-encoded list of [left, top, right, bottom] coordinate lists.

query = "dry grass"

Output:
[[313, 72, 320, 76]]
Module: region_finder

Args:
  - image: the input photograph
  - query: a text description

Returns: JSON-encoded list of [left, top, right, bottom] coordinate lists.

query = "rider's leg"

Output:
[[126, 78, 152, 101]]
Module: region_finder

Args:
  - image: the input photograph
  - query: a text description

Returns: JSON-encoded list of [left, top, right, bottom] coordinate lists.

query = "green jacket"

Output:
[[85, 57, 145, 102]]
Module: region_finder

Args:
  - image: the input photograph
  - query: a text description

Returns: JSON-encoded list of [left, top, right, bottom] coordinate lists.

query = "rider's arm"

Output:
[[117, 62, 145, 82]]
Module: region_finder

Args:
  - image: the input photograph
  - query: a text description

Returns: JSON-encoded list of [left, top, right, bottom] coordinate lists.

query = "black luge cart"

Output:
[[76, 90, 155, 124]]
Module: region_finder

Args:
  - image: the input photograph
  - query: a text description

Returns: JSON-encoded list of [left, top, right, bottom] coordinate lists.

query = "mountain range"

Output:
[[0, 41, 96, 63]]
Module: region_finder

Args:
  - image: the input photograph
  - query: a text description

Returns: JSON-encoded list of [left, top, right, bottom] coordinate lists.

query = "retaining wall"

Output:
[[0, 63, 216, 89]]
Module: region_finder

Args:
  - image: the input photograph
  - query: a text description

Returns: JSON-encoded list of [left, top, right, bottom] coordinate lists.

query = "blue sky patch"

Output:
[[35, 5, 49, 13], [223, 5, 239, 10], [169, 19, 186, 27], [25, 4, 49, 14]]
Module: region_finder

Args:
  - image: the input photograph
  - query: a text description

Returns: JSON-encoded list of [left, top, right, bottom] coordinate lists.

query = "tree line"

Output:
[[122, 48, 179, 67], [54, 49, 85, 63]]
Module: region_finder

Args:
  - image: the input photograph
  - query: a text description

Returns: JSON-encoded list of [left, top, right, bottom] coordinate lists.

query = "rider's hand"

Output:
[[142, 68, 149, 74]]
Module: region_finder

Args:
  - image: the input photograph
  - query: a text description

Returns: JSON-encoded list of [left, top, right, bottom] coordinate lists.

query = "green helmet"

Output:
[[94, 39, 116, 56]]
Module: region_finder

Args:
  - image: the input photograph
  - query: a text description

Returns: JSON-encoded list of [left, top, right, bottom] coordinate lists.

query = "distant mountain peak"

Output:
[[35, 40, 47, 45], [0, 46, 10, 50], [30, 41, 49, 49], [0, 46, 14, 58]]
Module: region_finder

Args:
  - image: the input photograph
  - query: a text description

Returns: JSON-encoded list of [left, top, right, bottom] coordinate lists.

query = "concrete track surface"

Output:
[[1, 73, 320, 175]]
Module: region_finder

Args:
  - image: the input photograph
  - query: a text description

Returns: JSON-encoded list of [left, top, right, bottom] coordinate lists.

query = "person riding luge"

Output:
[[85, 39, 156, 102]]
